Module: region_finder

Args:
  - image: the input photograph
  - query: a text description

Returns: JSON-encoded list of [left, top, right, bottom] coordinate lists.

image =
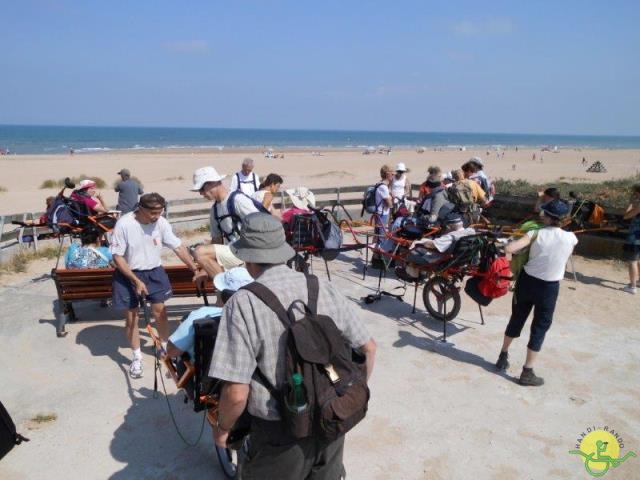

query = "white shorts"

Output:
[[215, 244, 244, 270]]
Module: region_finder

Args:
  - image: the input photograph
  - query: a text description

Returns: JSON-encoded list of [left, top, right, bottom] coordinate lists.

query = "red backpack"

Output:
[[478, 256, 511, 299]]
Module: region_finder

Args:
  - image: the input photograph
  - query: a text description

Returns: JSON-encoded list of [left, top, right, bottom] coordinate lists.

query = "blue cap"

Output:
[[540, 199, 570, 219]]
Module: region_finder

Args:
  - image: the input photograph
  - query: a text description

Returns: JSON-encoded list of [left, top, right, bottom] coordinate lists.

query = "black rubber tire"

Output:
[[215, 445, 238, 479], [422, 276, 461, 322]]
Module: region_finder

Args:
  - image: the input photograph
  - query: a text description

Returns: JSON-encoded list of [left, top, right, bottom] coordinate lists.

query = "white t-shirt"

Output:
[[390, 174, 407, 202], [375, 183, 391, 216], [432, 227, 476, 252], [210, 192, 261, 243], [109, 212, 181, 270], [230, 171, 260, 196], [524, 227, 578, 281], [252, 190, 274, 213]]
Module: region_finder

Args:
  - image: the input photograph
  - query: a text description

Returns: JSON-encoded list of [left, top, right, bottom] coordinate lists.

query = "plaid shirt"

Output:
[[209, 264, 371, 420]]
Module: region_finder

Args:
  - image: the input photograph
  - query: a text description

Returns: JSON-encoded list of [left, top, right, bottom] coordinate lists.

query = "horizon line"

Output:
[[1, 123, 639, 139]]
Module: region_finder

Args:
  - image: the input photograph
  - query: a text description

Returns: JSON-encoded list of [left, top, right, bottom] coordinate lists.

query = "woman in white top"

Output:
[[252, 173, 283, 217], [390, 163, 411, 204], [495, 199, 578, 386]]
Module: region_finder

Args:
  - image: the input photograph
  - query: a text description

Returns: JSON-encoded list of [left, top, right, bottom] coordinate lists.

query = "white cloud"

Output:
[[452, 18, 514, 37], [163, 40, 210, 54]]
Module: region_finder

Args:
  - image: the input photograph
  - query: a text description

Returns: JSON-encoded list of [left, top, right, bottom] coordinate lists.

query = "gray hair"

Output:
[[242, 157, 254, 167]]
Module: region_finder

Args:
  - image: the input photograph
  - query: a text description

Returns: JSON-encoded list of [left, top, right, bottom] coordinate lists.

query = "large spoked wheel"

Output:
[[215, 445, 238, 479], [422, 276, 461, 322]]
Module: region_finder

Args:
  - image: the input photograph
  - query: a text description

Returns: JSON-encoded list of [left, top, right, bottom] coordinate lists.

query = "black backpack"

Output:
[[242, 276, 369, 442], [213, 191, 269, 242], [1, 400, 29, 460], [311, 210, 343, 261]]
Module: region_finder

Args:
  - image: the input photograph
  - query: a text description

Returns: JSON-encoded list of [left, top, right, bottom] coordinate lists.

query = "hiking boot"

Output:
[[622, 284, 637, 295], [495, 351, 509, 371], [519, 367, 544, 386], [129, 358, 144, 379]]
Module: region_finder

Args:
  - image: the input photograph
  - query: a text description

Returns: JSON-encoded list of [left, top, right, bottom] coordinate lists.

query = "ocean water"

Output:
[[1, 124, 640, 155]]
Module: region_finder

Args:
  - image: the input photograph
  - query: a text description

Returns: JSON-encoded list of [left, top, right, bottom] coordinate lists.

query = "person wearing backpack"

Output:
[[209, 213, 376, 479], [229, 157, 260, 197], [466, 156, 494, 202], [190, 166, 265, 280], [448, 169, 488, 224], [495, 200, 577, 386], [372, 165, 394, 245]]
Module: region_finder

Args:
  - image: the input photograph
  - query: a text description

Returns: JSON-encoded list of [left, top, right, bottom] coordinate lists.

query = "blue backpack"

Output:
[[213, 191, 269, 242]]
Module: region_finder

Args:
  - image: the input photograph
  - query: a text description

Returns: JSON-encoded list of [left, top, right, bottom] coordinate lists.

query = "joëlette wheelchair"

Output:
[[146, 314, 244, 479]]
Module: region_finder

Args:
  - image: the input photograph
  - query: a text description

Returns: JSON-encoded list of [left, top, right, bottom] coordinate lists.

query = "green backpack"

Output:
[[510, 230, 539, 279]]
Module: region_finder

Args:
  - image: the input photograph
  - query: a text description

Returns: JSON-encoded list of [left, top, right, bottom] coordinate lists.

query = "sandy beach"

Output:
[[2, 147, 640, 215]]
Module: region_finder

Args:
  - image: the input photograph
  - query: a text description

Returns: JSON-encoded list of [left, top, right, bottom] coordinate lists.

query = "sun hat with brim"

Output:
[[395, 162, 408, 172], [190, 166, 227, 191], [286, 187, 316, 210], [213, 267, 253, 292], [230, 212, 296, 264], [77, 179, 96, 190], [540, 199, 570, 219], [469, 156, 484, 167]]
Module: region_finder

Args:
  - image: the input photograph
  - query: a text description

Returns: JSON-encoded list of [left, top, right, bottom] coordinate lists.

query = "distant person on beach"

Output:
[[109, 193, 200, 379], [190, 166, 263, 280], [622, 184, 640, 294], [495, 199, 578, 386], [115, 168, 143, 214], [252, 173, 283, 216], [70, 179, 109, 214], [230, 157, 260, 196]]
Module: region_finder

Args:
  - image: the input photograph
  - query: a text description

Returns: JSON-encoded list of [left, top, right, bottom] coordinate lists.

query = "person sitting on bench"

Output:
[[65, 228, 113, 269], [395, 213, 475, 281], [165, 267, 253, 359]]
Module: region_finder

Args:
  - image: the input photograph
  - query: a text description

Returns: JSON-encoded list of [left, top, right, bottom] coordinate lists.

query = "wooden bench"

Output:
[[52, 265, 216, 337]]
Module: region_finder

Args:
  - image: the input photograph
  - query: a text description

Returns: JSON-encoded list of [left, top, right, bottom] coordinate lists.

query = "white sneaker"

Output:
[[622, 285, 637, 295], [129, 358, 144, 378]]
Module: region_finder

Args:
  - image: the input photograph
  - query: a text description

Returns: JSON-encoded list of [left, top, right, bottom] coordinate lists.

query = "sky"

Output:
[[1, 0, 639, 135]]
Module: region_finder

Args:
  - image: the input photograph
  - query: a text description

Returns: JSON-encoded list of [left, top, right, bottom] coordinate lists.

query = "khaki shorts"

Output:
[[215, 244, 244, 270]]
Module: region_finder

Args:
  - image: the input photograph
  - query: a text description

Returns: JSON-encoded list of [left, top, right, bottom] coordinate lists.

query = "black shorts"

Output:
[[112, 267, 172, 309], [622, 243, 640, 262]]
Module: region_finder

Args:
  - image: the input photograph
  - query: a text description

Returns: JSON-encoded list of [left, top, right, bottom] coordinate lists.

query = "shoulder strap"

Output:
[[235, 172, 241, 191], [241, 282, 291, 329], [305, 274, 319, 314], [252, 172, 257, 190]]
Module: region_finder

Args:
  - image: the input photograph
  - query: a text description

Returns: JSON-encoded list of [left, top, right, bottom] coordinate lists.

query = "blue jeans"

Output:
[[505, 270, 559, 352]]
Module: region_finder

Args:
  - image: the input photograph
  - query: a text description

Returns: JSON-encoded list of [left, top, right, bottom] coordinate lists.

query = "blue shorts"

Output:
[[112, 267, 172, 310]]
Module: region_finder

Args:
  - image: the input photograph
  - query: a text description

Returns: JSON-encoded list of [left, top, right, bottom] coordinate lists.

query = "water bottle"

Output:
[[287, 373, 308, 413]]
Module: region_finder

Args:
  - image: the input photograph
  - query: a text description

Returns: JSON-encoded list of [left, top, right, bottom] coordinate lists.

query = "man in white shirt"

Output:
[[110, 193, 200, 379], [190, 166, 261, 280], [229, 158, 260, 196]]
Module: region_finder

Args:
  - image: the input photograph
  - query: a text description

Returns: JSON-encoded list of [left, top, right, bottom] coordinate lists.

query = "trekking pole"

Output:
[[140, 295, 161, 398]]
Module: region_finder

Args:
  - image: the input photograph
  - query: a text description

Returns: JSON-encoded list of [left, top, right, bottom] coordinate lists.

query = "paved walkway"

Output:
[[0, 253, 638, 479]]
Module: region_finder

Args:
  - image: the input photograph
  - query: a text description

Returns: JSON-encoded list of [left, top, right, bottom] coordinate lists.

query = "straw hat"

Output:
[[285, 187, 316, 210]]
